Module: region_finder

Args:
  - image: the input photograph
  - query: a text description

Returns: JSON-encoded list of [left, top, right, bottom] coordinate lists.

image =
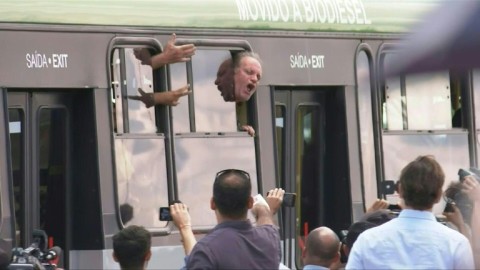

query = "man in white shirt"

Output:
[[346, 155, 474, 270]]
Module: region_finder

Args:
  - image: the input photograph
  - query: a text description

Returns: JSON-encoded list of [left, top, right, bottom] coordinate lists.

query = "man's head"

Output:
[[303, 227, 341, 268], [399, 155, 444, 210], [343, 210, 395, 257], [445, 181, 473, 224], [211, 169, 252, 219], [232, 52, 262, 102], [214, 58, 235, 102], [112, 225, 151, 270]]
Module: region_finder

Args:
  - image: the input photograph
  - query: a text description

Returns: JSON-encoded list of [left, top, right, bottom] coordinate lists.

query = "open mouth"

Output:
[[247, 83, 255, 92]]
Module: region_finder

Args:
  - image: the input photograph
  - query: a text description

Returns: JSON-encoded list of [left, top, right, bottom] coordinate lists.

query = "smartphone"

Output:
[[159, 207, 172, 221], [387, 204, 401, 211], [266, 191, 297, 207]]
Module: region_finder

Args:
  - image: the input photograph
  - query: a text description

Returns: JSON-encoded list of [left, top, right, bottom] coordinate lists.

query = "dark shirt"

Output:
[[186, 220, 281, 269]]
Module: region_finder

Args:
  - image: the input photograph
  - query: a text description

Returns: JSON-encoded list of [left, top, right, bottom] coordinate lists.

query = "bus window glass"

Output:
[[112, 48, 157, 134], [382, 54, 452, 130], [9, 108, 24, 247], [114, 138, 169, 228], [474, 70, 480, 129], [356, 51, 378, 208], [275, 105, 286, 187], [170, 62, 190, 133], [192, 50, 237, 133], [38, 108, 67, 252], [295, 105, 322, 269]]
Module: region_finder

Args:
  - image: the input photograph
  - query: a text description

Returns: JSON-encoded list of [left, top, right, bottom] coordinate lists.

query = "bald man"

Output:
[[303, 226, 341, 270]]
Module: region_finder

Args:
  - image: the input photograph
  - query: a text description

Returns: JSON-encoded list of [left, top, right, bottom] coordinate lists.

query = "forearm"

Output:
[[179, 225, 197, 255], [150, 53, 167, 70], [255, 206, 274, 226]]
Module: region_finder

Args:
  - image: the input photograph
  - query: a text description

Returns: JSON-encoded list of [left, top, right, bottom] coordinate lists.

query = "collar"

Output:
[[214, 220, 252, 230], [397, 209, 436, 222]]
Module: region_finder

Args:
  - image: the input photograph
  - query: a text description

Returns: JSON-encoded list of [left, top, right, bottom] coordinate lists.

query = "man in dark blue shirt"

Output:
[[173, 169, 281, 269]]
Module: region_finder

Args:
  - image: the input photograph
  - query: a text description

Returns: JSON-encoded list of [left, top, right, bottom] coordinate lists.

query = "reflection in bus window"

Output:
[[295, 105, 322, 269], [9, 109, 24, 247], [275, 105, 286, 187], [170, 62, 189, 133]]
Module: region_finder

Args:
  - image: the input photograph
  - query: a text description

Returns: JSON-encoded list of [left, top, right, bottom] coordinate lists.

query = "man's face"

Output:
[[214, 59, 235, 102], [234, 56, 262, 102]]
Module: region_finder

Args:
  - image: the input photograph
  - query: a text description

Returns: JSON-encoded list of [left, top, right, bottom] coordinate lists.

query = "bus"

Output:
[[0, 0, 476, 269]]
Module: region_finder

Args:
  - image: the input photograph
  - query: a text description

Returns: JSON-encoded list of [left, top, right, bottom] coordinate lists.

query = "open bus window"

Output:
[[171, 49, 256, 134], [110, 46, 170, 229], [111, 47, 157, 134], [381, 53, 467, 130]]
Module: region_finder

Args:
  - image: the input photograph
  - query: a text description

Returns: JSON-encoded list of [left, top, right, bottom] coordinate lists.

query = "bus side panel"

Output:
[[0, 31, 111, 89]]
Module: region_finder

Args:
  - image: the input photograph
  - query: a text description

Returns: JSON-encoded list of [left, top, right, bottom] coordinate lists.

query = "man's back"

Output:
[[346, 209, 474, 269], [186, 220, 280, 269]]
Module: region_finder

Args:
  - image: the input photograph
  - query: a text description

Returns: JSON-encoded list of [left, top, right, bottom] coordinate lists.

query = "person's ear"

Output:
[[112, 252, 118, 262], [247, 196, 254, 209], [397, 182, 404, 198], [342, 244, 350, 258], [210, 197, 216, 211], [144, 249, 152, 261]]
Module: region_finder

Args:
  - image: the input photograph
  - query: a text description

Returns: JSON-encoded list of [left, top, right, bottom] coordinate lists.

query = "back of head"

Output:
[[445, 181, 473, 224], [304, 227, 340, 267], [213, 169, 252, 219], [113, 225, 151, 269], [346, 210, 395, 250], [399, 155, 444, 210]]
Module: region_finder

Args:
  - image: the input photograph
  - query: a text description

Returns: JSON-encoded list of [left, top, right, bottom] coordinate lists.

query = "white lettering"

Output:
[[302, 0, 315, 23], [311, 55, 325, 68], [236, 0, 250, 20], [359, 0, 371, 24], [314, 0, 327, 23], [247, 0, 259, 20], [292, 0, 303, 22], [52, 54, 68, 68], [279, 0, 290, 22], [337, 0, 348, 24], [344, 0, 356, 24]]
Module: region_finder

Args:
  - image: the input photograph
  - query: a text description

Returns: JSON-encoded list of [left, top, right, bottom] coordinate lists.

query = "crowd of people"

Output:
[[111, 155, 480, 270]]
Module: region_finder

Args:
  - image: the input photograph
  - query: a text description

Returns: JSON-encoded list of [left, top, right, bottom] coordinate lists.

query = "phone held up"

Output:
[[159, 207, 172, 221], [267, 191, 296, 207]]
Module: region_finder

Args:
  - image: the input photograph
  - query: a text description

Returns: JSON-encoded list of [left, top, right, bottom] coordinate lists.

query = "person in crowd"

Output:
[[170, 169, 281, 269], [129, 33, 195, 107], [342, 209, 395, 261], [346, 155, 474, 269], [445, 175, 480, 268], [302, 226, 341, 270], [112, 225, 151, 270]]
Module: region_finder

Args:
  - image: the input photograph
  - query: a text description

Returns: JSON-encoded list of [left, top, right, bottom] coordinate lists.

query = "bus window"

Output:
[[192, 49, 237, 133], [382, 53, 454, 130], [9, 109, 24, 247], [111, 46, 169, 229], [112, 48, 157, 134], [356, 51, 377, 209]]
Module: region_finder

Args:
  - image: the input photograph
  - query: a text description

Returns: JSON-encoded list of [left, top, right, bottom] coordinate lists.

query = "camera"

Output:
[[266, 192, 296, 207], [9, 230, 61, 270], [159, 207, 172, 221], [458, 168, 480, 182]]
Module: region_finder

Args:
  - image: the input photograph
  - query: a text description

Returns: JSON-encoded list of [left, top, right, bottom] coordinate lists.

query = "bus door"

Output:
[[7, 90, 96, 267], [274, 88, 352, 269]]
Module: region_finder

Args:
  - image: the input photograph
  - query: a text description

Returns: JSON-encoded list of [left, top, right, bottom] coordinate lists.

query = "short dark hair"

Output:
[[445, 181, 473, 224], [113, 225, 151, 269], [399, 155, 444, 210], [213, 169, 252, 219], [345, 210, 395, 249]]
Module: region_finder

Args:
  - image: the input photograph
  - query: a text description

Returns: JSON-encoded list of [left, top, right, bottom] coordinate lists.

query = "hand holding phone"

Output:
[[159, 207, 172, 221]]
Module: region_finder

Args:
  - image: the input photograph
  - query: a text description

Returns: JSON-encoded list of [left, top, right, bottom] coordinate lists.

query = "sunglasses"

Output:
[[215, 169, 250, 181]]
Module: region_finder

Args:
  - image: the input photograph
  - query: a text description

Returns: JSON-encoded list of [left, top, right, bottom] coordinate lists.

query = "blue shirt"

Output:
[[346, 209, 474, 269], [186, 220, 281, 269], [303, 264, 329, 270]]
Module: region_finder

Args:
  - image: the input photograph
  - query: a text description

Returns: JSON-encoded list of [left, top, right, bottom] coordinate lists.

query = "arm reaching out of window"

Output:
[[128, 85, 191, 107]]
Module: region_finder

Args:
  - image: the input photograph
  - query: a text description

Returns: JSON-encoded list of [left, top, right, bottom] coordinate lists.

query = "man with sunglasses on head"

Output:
[[171, 169, 283, 270]]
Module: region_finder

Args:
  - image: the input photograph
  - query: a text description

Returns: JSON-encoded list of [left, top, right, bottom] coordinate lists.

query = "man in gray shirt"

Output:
[[173, 169, 281, 269]]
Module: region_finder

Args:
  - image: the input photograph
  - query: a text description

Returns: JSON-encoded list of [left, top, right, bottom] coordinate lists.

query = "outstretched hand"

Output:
[[128, 85, 191, 107], [128, 88, 155, 108], [241, 125, 255, 137], [266, 188, 285, 215], [156, 33, 196, 67]]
